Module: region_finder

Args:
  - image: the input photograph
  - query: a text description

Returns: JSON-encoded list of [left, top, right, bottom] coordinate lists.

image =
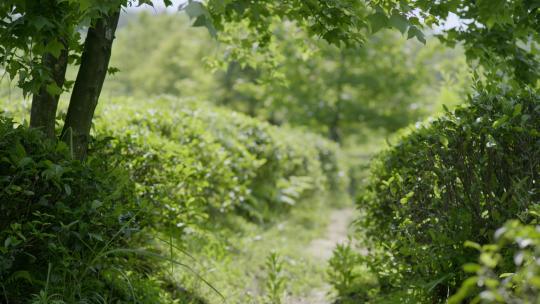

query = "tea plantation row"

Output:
[[331, 84, 540, 303], [0, 97, 348, 303]]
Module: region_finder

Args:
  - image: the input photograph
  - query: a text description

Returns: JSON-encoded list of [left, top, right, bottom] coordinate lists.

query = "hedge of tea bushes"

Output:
[[341, 85, 539, 302], [0, 115, 168, 302], [95, 97, 349, 227], [448, 217, 540, 304], [0, 97, 349, 302]]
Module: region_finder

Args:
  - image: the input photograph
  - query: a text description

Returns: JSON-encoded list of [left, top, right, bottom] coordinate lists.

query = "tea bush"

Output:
[[0, 116, 169, 302], [95, 97, 348, 225], [1, 96, 349, 302], [449, 217, 540, 304], [344, 85, 539, 302]]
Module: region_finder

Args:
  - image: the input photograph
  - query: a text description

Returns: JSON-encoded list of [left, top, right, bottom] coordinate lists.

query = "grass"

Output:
[[168, 194, 350, 304]]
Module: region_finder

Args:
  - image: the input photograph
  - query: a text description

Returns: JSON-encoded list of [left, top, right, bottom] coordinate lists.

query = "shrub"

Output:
[[0, 116, 154, 302], [0, 97, 349, 302], [263, 251, 287, 304], [327, 243, 377, 303], [449, 217, 540, 303], [95, 97, 348, 225], [356, 84, 539, 301]]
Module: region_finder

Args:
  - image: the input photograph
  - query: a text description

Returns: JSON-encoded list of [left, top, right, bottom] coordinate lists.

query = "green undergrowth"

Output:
[[0, 96, 351, 303], [329, 83, 540, 303], [94, 97, 350, 224], [174, 193, 344, 303]]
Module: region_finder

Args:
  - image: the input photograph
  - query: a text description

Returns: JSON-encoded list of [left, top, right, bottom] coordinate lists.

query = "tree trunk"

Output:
[[329, 52, 346, 144], [61, 11, 120, 160], [221, 61, 238, 106], [30, 47, 68, 139], [329, 118, 341, 143]]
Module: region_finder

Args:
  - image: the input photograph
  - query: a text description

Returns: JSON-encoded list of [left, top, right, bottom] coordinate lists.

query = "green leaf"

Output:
[[45, 40, 64, 58], [368, 12, 388, 33], [64, 184, 72, 196], [46, 83, 63, 96], [389, 13, 409, 34], [183, 2, 217, 37], [30, 16, 52, 30], [492, 116, 508, 128], [439, 135, 449, 147], [407, 26, 426, 44], [17, 157, 33, 168], [479, 252, 498, 268], [91, 200, 104, 209], [322, 29, 343, 45], [464, 240, 481, 251], [462, 263, 480, 273], [78, 0, 93, 11], [512, 103, 522, 117], [184, 1, 206, 19], [193, 15, 217, 37], [10, 271, 33, 284], [108, 67, 120, 75]]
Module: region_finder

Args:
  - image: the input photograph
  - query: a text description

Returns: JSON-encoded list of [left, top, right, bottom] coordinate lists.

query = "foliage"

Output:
[[4, 1, 539, 303], [374, 0, 540, 85], [105, 12, 218, 99], [183, 0, 372, 46], [0, 115, 157, 302], [259, 29, 466, 138], [327, 243, 376, 303], [0, 93, 349, 302], [208, 18, 469, 142], [449, 219, 540, 304], [95, 97, 348, 224], [263, 251, 286, 304], [105, 12, 469, 143], [0, 0, 128, 95], [351, 83, 539, 301]]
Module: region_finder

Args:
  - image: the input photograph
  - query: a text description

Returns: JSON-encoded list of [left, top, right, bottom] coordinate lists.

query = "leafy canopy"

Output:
[[184, 0, 539, 87], [371, 0, 540, 85], [0, 0, 129, 95]]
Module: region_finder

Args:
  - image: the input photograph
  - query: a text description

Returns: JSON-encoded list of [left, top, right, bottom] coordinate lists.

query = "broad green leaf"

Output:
[[407, 26, 426, 44], [368, 12, 388, 33], [389, 13, 408, 34], [193, 15, 217, 37], [45, 40, 64, 58], [184, 1, 207, 19], [46, 83, 63, 96]]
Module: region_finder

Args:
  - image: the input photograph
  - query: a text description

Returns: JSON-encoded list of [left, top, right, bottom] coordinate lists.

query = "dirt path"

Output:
[[288, 208, 356, 304]]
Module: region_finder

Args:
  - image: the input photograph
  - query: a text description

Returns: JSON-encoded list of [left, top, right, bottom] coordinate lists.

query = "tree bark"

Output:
[[221, 61, 238, 106], [329, 117, 341, 143], [61, 11, 120, 160], [30, 47, 68, 139], [328, 52, 346, 144]]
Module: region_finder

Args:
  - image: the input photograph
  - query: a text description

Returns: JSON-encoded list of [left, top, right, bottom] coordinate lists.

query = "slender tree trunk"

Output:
[[221, 61, 238, 106], [329, 52, 346, 144], [61, 11, 120, 160], [30, 47, 68, 139], [329, 117, 341, 142]]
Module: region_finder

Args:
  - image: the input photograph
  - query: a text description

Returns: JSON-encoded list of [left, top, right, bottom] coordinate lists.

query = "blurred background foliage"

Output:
[[101, 11, 470, 145], [1, 9, 470, 148]]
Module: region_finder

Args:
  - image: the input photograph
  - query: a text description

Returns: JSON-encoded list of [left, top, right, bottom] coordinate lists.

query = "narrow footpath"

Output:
[[288, 208, 356, 304]]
